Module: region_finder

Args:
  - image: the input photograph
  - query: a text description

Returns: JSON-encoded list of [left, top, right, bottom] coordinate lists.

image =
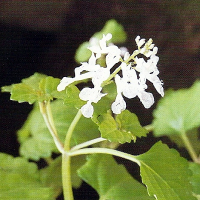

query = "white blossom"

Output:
[[80, 102, 94, 118], [111, 74, 126, 114], [57, 33, 164, 118], [135, 55, 164, 97], [79, 86, 107, 118], [135, 36, 145, 48], [111, 94, 126, 114], [79, 87, 106, 103]]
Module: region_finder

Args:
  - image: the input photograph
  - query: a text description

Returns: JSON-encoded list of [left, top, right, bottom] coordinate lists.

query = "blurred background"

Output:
[[1, 0, 200, 199]]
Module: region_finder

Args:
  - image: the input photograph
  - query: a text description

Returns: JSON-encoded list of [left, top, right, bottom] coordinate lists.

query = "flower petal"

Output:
[[138, 91, 154, 108], [111, 94, 126, 114], [81, 102, 94, 118]]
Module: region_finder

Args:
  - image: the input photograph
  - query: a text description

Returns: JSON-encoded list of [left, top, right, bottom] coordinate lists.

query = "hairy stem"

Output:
[[39, 101, 64, 153], [64, 109, 82, 151], [62, 109, 82, 200], [181, 132, 199, 163], [62, 153, 74, 200], [144, 124, 154, 132], [70, 137, 107, 151], [69, 147, 141, 166]]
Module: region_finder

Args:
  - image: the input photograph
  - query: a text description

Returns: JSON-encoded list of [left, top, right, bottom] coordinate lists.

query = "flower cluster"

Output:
[[57, 33, 164, 118]]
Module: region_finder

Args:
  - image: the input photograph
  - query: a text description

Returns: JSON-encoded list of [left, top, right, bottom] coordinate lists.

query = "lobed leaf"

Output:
[[0, 153, 54, 200], [78, 154, 153, 200], [63, 84, 85, 109], [97, 110, 148, 144], [40, 155, 86, 192], [153, 81, 200, 136], [9, 73, 47, 104], [189, 162, 200, 195], [93, 19, 127, 44], [1, 73, 66, 104], [75, 19, 127, 63], [136, 141, 195, 200], [116, 110, 148, 139]]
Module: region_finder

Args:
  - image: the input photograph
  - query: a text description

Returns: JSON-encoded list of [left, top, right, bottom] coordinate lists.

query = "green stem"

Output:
[[181, 132, 199, 163], [101, 65, 122, 87], [69, 147, 141, 166], [144, 124, 154, 132], [62, 109, 82, 200], [62, 153, 74, 200], [64, 109, 82, 151], [70, 137, 107, 151], [39, 101, 64, 153], [46, 101, 58, 137]]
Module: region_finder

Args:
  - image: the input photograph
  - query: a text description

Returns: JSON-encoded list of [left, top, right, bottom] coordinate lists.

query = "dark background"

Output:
[[1, 0, 200, 199]]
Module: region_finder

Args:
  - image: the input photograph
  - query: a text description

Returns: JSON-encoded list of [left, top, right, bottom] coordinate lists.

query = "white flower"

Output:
[[138, 90, 154, 108], [88, 33, 112, 57], [105, 46, 121, 69], [57, 53, 99, 91], [111, 74, 126, 114], [135, 36, 145, 48], [79, 87, 106, 103], [112, 63, 155, 113], [135, 55, 164, 97], [79, 86, 106, 118], [111, 94, 126, 114], [58, 33, 164, 118], [120, 63, 138, 99], [81, 102, 94, 118]]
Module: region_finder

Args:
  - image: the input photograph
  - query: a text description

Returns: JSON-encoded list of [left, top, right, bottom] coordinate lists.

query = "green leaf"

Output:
[[40, 154, 86, 193], [63, 84, 85, 109], [39, 76, 66, 100], [189, 162, 200, 195], [22, 72, 47, 89], [168, 128, 200, 155], [75, 19, 127, 63], [1, 85, 12, 92], [116, 110, 148, 140], [98, 112, 133, 143], [78, 154, 153, 200], [136, 141, 195, 200], [153, 81, 200, 136], [0, 153, 54, 200], [10, 83, 40, 104], [74, 41, 92, 63], [2, 73, 67, 104], [93, 19, 127, 44], [70, 155, 86, 188], [97, 110, 147, 144], [8, 73, 47, 104], [40, 156, 62, 197], [92, 82, 117, 122], [18, 100, 100, 160]]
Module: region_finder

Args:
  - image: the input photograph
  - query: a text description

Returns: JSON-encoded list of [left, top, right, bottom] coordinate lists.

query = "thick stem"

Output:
[[69, 147, 141, 166], [181, 132, 199, 163], [62, 153, 74, 200], [64, 109, 82, 151], [62, 109, 82, 200]]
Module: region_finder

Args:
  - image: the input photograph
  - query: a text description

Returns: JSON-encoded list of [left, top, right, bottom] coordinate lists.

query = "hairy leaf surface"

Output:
[[78, 154, 153, 200], [136, 142, 195, 200]]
